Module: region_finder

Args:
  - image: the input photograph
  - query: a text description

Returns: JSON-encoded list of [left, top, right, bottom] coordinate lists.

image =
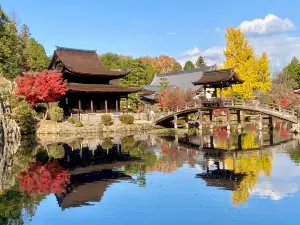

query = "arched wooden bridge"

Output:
[[154, 101, 299, 128]]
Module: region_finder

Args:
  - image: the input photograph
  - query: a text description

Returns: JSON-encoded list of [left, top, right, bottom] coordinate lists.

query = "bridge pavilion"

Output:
[[192, 68, 243, 104], [48, 47, 140, 116]]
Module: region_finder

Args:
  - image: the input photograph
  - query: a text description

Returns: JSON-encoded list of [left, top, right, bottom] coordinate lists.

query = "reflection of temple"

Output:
[[196, 159, 245, 191], [53, 139, 142, 209], [56, 167, 133, 209]]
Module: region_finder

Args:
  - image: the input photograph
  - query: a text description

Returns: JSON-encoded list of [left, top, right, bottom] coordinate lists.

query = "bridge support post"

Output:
[[259, 114, 263, 131], [227, 110, 231, 132], [198, 110, 203, 130], [259, 130, 263, 147], [199, 129, 203, 149], [185, 115, 189, 129], [174, 115, 178, 129]]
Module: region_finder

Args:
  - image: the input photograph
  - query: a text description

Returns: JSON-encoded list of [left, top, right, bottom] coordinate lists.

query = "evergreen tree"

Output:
[[0, 5, 22, 79], [183, 61, 195, 70], [173, 62, 182, 72], [195, 56, 207, 68], [283, 56, 300, 85], [221, 28, 271, 100], [23, 38, 49, 71]]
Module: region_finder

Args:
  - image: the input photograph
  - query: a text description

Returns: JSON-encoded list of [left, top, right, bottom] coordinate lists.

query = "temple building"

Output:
[[142, 65, 217, 103], [192, 68, 243, 105], [48, 47, 140, 115]]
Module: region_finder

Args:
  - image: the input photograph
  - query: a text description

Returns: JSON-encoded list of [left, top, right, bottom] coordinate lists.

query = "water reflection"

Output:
[[0, 125, 300, 224]]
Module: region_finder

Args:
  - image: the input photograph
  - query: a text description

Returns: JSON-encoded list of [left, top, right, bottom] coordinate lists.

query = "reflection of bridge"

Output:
[[154, 101, 299, 128]]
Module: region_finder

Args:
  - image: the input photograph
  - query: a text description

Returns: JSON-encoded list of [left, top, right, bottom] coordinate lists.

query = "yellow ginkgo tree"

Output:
[[221, 28, 271, 100]]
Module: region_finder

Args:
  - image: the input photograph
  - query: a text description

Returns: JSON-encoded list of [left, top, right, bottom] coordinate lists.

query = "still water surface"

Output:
[[1, 124, 300, 225]]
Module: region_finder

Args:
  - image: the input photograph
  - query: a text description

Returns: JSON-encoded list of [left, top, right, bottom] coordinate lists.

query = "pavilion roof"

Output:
[[49, 47, 130, 78], [67, 83, 141, 93], [192, 68, 243, 87]]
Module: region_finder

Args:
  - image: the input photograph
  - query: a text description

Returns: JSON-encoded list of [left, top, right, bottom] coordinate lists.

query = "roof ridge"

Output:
[[56, 46, 97, 53], [155, 65, 217, 77]]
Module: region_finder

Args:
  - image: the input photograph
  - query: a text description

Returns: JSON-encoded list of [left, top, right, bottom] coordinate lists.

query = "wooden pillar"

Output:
[[209, 109, 213, 122], [105, 100, 108, 113], [215, 88, 217, 98], [204, 86, 207, 99], [90, 99, 94, 112], [116, 99, 119, 112], [210, 135, 214, 148], [78, 100, 82, 112], [174, 115, 178, 129], [259, 130, 263, 147], [126, 98, 128, 112], [230, 86, 233, 105], [65, 97, 68, 105], [269, 116, 273, 129], [220, 87, 223, 100], [238, 134, 242, 150], [237, 110, 241, 123]]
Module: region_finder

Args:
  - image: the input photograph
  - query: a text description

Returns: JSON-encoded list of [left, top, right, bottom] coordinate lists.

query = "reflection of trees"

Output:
[[0, 136, 44, 224], [224, 151, 273, 206], [122, 136, 157, 187]]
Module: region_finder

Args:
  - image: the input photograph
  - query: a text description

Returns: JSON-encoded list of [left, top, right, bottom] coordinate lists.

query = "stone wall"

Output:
[[37, 120, 153, 134]]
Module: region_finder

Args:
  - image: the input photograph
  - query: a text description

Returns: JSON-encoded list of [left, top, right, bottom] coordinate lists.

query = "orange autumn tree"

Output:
[[151, 55, 182, 74]]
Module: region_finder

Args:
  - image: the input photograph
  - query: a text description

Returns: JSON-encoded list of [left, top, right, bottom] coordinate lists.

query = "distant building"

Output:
[[142, 65, 217, 103]]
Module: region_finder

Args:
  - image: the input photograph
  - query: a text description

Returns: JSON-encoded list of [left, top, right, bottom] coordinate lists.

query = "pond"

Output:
[[1, 123, 300, 225]]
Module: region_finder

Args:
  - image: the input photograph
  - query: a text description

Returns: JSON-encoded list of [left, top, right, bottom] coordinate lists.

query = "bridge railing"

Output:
[[153, 99, 299, 122]]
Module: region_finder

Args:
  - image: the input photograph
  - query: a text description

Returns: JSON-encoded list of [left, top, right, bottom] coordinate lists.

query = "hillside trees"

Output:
[[195, 56, 207, 68], [283, 56, 300, 85]]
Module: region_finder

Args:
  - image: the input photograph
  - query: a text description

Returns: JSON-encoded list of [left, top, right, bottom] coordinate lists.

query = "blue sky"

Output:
[[2, 0, 300, 72]]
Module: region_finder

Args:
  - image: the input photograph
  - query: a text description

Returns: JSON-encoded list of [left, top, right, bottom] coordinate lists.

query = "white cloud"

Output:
[[249, 34, 300, 72], [215, 27, 224, 34], [252, 181, 299, 200], [166, 32, 176, 35], [239, 14, 295, 35], [178, 46, 224, 66]]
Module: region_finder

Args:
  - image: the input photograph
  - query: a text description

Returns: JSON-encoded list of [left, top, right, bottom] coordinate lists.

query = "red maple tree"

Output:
[[159, 87, 188, 111], [15, 70, 67, 107], [18, 161, 70, 196]]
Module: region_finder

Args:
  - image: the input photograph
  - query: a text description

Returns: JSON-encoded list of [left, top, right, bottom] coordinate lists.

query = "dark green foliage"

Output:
[[49, 106, 64, 122], [23, 38, 49, 71], [283, 56, 300, 85], [0, 6, 22, 79], [183, 61, 195, 70], [120, 114, 134, 124], [101, 114, 113, 125], [195, 56, 207, 68], [158, 77, 169, 94], [289, 150, 300, 165], [12, 101, 38, 134]]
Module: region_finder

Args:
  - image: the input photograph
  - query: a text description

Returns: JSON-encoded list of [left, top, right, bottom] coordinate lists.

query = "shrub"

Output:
[[101, 114, 113, 126], [75, 121, 83, 127], [49, 106, 64, 122], [67, 116, 76, 123], [120, 114, 134, 125], [12, 101, 38, 134], [48, 144, 65, 159], [102, 138, 113, 150]]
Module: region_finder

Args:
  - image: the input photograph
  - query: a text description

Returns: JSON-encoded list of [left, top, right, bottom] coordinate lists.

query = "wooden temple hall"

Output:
[[192, 68, 243, 105], [48, 47, 140, 115]]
